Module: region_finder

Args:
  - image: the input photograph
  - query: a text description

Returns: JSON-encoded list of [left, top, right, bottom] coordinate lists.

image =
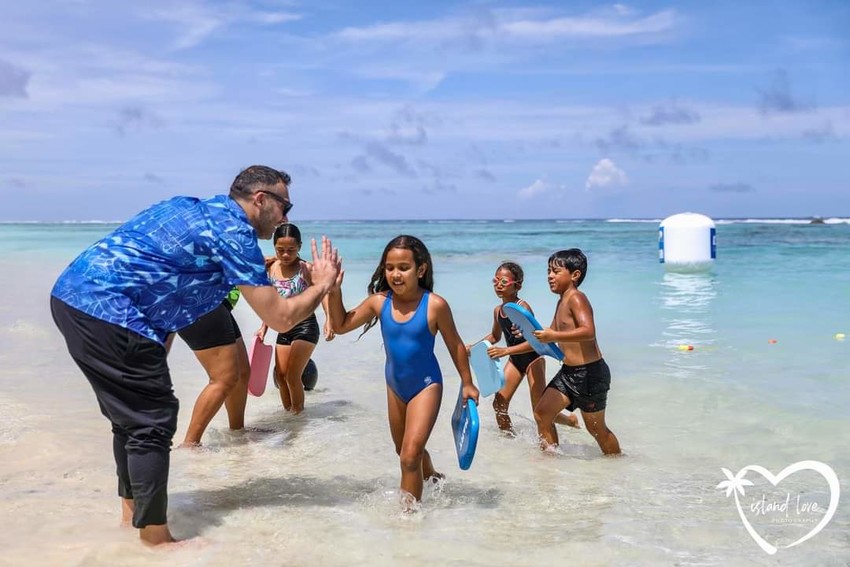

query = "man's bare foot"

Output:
[[139, 524, 176, 546], [177, 441, 202, 449]]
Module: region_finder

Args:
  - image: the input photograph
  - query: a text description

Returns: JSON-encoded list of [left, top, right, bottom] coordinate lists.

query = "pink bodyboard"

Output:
[[247, 336, 273, 397]]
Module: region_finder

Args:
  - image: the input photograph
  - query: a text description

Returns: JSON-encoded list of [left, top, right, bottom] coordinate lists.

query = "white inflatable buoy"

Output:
[[659, 212, 716, 272]]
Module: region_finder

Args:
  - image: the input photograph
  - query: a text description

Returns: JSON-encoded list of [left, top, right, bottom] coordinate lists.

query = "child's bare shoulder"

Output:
[[427, 291, 450, 309], [566, 289, 593, 310]]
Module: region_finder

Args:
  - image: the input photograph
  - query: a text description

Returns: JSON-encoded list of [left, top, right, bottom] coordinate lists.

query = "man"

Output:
[[50, 165, 341, 546]]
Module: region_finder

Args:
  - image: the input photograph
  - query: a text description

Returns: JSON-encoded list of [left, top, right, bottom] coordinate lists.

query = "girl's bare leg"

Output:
[[386, 384, 442, 502], [274, 344, 293, 410], [493, 361, 523, 434], [282, 340, 316, 414]]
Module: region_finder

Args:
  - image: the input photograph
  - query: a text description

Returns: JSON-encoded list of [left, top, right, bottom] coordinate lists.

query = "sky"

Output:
[[1, 1, 848, 221]]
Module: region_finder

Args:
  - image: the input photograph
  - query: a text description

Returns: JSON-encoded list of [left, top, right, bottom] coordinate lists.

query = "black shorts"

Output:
[[508, 352, 541, 374], [177, 300, 242, 351], [276, 314, 320, 346], [547, 358, 611, 413]]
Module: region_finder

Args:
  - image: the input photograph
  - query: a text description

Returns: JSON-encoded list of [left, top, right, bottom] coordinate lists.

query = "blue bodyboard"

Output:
[[502, 302, 565, 360], [469, 340, 505, 398], [451, 387, 479, 470]]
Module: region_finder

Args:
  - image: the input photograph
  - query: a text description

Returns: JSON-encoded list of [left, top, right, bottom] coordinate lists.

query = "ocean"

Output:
[[0, 218, 848, 566]]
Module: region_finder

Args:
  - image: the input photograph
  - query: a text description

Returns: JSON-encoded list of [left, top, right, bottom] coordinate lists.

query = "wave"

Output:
[[716, 218, 850, 225], [607, 217, 850, 225]]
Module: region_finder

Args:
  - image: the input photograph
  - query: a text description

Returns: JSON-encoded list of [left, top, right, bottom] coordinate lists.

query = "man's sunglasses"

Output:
[[257, 190, 293, 216]]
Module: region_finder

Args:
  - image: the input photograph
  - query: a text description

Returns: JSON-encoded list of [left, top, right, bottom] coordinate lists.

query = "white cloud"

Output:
[[334, 8, 678, 45], [585, 159, 628, 191], [250, 12, 301, 25], [518, 178, 557, 199], [499, 9, 676, 40], [139, 2, 302, 50]]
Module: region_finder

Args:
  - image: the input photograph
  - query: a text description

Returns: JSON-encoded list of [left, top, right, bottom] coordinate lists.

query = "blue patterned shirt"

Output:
[[51, 195, 269, 344]]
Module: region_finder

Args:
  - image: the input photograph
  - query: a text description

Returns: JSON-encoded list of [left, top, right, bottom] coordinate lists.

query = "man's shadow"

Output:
[[215, 399, 356, 447], [171, 473, 503, 537]]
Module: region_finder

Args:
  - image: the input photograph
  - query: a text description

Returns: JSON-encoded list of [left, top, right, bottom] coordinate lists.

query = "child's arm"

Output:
[[488, 340, 534, 358], [534, 293, 596, 344], [488, 300, 536, 357], [433, 295, 480, 404], [302, 260, 335, 341], [321, 295, 335, 341], [255, 259, 276, 339], [325, 274, 382, 335]]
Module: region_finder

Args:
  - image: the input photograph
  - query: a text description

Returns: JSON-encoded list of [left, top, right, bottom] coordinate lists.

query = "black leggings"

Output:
[[51, 297, 177, 528]]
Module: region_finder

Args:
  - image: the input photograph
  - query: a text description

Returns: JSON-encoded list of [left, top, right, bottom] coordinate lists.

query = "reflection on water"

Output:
[[657, 273, 718, 378]]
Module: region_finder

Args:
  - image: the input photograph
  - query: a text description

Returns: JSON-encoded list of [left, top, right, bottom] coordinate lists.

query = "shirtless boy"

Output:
[[531, 249, 621, 455]]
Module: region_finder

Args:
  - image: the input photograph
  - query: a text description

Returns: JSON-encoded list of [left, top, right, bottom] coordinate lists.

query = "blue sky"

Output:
[[1, 1, 848, 221]]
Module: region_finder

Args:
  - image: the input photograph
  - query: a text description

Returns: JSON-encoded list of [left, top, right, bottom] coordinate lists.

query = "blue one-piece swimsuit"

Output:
[[380, 291, 443, 403]]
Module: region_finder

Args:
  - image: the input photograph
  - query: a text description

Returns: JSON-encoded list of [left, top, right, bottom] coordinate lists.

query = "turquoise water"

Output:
[[0, 219, 848, 565]]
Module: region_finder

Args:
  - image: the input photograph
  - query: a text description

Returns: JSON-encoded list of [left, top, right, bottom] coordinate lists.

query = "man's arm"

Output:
[[240, 236, 340, 333]]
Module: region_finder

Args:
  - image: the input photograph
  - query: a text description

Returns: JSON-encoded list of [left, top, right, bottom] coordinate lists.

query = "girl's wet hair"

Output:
[[548, 248, 587, 286], [497, 261, 524, 285], [360, 235, 433, 337], [273, 223, 302, 244]]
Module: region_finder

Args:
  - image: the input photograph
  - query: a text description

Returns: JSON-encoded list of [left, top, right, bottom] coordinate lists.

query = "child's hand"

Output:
[[533, 328, 556, 343], [462, 383, 480, 405], [255, 325, 268, 340], [509, 324, 523, 339], [487, 345, 508, 359], [323, 321, 336, 341]]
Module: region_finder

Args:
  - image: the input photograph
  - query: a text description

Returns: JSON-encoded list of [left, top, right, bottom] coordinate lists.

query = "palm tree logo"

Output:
[[717, 461, 841, 555]]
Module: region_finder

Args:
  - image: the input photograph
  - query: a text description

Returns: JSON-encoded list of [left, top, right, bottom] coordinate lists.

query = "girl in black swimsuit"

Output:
[[470, 262, 579, 436]]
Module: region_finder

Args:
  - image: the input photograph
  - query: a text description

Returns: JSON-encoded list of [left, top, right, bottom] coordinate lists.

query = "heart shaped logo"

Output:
[[717, 460, 840, 555]]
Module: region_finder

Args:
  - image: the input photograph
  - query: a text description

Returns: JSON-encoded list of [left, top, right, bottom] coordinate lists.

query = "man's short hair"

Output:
[[229, 165, 291, 197]]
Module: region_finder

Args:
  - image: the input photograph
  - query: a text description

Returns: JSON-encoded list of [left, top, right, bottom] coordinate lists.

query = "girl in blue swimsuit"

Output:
[[326, 235, 479, 509]]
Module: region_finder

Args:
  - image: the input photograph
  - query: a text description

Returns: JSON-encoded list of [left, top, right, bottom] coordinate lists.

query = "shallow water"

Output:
[[1, 220, 849, 566]]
